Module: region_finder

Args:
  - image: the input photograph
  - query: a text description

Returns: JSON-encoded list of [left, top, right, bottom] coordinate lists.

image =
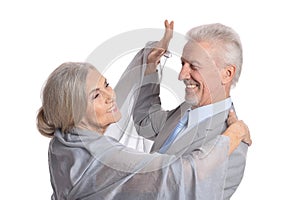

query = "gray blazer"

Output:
[[133, 74, 248, 199]]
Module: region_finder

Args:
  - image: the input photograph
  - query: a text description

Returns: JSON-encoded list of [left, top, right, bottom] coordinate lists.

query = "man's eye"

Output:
[[105, 82, 109, 87], [190, 64, 200, 70]]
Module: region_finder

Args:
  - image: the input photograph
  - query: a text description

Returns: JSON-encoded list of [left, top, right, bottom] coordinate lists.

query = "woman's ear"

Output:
[[221, 65, 236, 85]]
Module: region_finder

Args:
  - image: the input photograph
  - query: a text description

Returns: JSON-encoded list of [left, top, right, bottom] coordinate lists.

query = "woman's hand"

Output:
[[227, 109, 238, 126], [145, 20, 174, 75], [223, 119, 252, 155], [158, 19, 174, 50]]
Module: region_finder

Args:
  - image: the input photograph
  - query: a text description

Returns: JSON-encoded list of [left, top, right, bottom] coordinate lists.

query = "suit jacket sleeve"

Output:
[[195, 117, 249, 200], [133, 72, 169, 140], [199, 116, 249, 200], [223, 143, 248, 199]]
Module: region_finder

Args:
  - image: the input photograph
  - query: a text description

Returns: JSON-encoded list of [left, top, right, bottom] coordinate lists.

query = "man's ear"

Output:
[[221, 65, 236, 84]]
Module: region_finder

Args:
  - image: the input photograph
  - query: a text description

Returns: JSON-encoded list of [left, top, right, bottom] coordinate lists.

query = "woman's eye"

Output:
[[93, 93, 99, 99], [105, 82, 109, 87]]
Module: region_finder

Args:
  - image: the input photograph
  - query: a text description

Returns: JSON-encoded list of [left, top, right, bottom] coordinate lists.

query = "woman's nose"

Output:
[[178, 63, 191, 80], [104, 88, 115, 103]]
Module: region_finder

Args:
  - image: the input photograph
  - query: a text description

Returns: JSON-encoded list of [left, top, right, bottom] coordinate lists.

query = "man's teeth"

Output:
[[186, 84, 197, 89]]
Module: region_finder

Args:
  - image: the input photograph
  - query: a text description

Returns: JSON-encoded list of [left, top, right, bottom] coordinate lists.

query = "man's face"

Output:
[[179, 41, 227, 109]]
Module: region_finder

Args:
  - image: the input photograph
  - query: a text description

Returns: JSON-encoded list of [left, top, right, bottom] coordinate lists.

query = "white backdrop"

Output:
[[1, 0, 299, 199]]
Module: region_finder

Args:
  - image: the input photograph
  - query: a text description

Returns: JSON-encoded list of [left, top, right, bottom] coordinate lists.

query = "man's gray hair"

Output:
[[186, 23, 243, 87]]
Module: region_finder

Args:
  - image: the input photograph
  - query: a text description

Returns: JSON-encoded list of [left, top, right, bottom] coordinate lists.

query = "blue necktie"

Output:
[[159, 112, 189, 153]]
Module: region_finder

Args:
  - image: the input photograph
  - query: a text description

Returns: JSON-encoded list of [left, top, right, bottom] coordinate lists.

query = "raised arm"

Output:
[[133, 20, 175, 140], [145, 20, 174, 75]]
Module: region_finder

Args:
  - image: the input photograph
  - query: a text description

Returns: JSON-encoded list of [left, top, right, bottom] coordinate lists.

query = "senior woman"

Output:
[[37, 60, 251, 200]]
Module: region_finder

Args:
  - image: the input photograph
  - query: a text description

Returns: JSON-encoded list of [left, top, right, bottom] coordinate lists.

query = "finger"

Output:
[[153, 48, 166, 56], [227, 109, 238, 126], [148, 48, 166, 63], [248, 138, 252, 146], [170, 21, 174, 30], [245, 124, 250, 134], [149, 48, 165, 56], [164, 19, 169, 28], [228, 109, 238, 119], [164, 20, 174, 30], [243, 138, 252, 146]]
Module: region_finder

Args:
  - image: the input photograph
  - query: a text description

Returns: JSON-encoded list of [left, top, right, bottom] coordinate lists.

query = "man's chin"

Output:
[[185, 96, 199, 107]]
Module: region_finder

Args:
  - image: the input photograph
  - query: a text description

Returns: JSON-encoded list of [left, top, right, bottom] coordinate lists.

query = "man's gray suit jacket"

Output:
[[133, 74, 248, 200]]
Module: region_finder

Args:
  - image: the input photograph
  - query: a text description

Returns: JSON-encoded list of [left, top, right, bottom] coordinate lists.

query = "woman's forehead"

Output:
[[86, 69, 105, 88]]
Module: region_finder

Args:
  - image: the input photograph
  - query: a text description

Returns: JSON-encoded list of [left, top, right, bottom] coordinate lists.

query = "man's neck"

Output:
[[191, 97, 231, 110]]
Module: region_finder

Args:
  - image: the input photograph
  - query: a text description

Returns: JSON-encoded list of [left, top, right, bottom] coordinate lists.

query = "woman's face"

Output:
[[82, 69, 121, 134]]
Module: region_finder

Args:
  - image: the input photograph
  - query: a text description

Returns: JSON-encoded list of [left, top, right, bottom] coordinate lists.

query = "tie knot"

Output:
[[158, 111, 189, 154], [174, 112, 189, 131], [179, 112, 188, 125]]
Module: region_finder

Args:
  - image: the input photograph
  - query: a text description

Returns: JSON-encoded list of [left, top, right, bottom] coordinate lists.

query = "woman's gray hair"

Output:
[[186, 23, 243, 87], [37, 62, 96, 137]]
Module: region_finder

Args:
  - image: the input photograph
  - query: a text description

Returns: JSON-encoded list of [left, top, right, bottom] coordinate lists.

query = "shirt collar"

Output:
[[187, 97, 232, 128]]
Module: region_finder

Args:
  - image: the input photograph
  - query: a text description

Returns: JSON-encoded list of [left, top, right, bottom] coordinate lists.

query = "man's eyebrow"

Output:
[[181, 57, 201, 66], [181, 57, 187, 62]]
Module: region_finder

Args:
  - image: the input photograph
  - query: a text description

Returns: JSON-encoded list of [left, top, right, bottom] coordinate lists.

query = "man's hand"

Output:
[[145, 20, 174, 75]]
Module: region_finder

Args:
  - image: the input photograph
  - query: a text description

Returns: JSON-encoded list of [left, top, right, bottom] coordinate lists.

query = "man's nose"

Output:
[[178, 63, 191, 80]]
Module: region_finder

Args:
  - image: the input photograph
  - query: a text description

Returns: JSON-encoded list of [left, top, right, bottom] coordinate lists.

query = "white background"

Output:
[[1, 0, 299, 199]]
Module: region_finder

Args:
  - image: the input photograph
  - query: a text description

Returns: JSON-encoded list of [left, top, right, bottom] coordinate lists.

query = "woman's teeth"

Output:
[[107, 104, 117, 113]]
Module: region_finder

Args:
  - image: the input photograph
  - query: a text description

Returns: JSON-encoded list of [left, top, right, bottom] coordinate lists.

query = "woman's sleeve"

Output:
[[104, 42, 157, 151], [77, 134, 230, 200]]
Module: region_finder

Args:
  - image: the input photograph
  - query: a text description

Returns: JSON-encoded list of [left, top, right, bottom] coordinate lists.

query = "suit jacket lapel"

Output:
[[150, 102, 190, 152], [165, 109, 230, 155]]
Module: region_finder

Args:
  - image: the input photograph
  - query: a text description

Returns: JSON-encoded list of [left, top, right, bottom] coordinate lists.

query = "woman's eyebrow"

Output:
[[88, 77, 107, 95], [89, 88, 100, 95]]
